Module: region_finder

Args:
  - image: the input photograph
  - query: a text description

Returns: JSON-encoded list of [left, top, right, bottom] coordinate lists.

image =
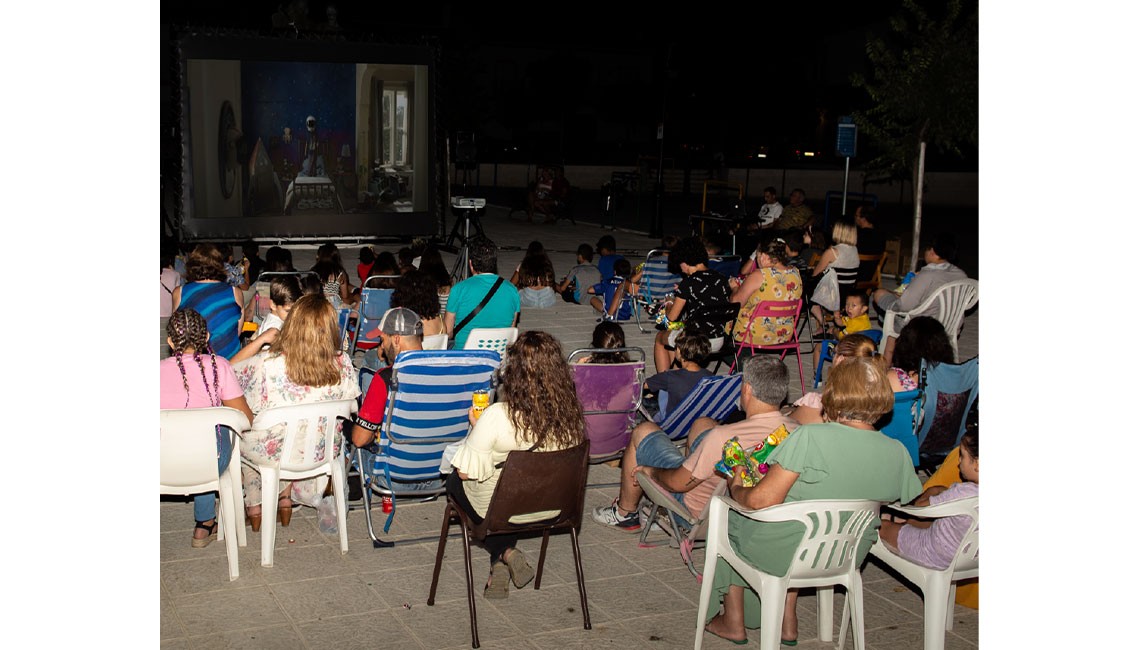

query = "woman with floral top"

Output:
[[233, 294, 360, 531]]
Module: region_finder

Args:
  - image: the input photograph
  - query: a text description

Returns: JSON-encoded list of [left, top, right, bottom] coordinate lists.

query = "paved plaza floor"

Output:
[[160, 204, 979, 649]]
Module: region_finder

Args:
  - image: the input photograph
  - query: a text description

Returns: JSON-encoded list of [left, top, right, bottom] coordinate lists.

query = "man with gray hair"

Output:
[[592, 356, 800, 531]]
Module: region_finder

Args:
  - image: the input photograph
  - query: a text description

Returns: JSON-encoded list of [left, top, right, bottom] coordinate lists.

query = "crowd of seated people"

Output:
[[160, 212, 978, 640]]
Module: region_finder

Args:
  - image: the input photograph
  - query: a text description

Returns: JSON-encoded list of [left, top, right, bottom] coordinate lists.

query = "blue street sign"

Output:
[[836, 116, 857, 158]]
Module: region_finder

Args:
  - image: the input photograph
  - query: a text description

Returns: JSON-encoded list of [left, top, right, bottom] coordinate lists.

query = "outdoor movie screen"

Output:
[[175, 36, 439, 240]]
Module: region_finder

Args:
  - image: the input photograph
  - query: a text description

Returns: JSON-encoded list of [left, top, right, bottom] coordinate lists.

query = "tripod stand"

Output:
[[446, 197, 487, 282]]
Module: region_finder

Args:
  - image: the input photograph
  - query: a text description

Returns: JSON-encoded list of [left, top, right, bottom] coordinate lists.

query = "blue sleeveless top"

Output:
[[179, 282, 242, 358]]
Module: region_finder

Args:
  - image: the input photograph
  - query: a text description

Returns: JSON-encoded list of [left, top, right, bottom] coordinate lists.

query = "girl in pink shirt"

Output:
[[160, 309, 254, 548]]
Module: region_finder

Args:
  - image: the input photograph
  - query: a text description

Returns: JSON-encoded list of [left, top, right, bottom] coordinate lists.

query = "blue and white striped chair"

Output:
[[633, 250, 682, 333], [347, 276, 399, 356], [355, 349, 502, 547], [643, 373, 743, 441]]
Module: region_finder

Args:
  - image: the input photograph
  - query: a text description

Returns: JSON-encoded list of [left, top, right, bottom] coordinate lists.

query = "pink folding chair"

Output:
[[731, 299, 806, 394]]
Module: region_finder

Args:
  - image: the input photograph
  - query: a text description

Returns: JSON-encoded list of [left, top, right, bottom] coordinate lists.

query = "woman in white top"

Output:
[[809, 221, 860, 332], [447, 331, 586, 599]]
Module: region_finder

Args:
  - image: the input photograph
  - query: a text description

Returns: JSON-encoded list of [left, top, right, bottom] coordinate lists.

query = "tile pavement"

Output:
[[161, 204, 978, 648]]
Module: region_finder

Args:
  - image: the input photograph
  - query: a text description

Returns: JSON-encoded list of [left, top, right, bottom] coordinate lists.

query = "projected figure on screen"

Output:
[[299, 115, 326, 177], [283, 113, 344, 215]]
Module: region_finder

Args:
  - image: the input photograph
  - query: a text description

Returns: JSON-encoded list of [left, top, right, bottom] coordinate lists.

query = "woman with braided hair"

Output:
[[159, 308, 255, 548]]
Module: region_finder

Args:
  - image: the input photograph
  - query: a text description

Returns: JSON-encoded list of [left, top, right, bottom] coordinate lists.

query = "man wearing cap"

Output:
[[350, 307, 424, 448], [444, 238, 520, 349]]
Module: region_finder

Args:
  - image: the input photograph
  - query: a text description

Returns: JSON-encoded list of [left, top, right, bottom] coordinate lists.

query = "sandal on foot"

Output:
[[781, 639, 798, 647], [703, 625, 747, 646], [503, 548, 535, 589], [483, 561, 510, 600], [191, 520, 218, 549]]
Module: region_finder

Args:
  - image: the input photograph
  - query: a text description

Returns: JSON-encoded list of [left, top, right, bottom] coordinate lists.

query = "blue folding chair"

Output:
[[353, 349, 502, 547], [641, 373, 743, 441], [878, 388, 922, 466], [347, 280, 397, 357], [813, 329, 884, 388], [633, 250, 682, 333], [916, 357, 979, 469]]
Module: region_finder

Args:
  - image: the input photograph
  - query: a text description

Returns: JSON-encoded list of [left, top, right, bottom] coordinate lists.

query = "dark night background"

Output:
[[161, 1, 977, 172]]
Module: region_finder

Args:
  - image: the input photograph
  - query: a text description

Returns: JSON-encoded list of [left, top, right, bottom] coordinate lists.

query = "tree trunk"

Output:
[[910, 140, 927, 273]]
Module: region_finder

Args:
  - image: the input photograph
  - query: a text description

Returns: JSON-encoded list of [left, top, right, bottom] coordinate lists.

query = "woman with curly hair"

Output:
[[390, 269, 445, 336], [447, 330, 586, 599], [160, 308, 254, 548], [233, 294, 360, 531], [171, 243, 245, 359]]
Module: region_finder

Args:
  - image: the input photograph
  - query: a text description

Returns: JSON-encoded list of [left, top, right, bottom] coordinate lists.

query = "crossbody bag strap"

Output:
[[453, 276, 505, 337]]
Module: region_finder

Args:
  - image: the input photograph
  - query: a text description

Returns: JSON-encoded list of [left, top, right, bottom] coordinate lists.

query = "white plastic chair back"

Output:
[[695, 497, 880, 650], [880, 279, 978, 361], [843, 496, 979, 650], [421, 333, 449, 350], [160, 407, 251, 581], [246, 399, 354, 567], [463, 327, 519, 355]]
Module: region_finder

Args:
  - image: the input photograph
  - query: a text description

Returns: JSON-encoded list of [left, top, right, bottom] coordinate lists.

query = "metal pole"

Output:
[[841, 157, 850, 216]]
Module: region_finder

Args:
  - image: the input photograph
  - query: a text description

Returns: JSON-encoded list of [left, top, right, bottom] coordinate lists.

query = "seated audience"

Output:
[[702, 357, 922, 646], [790, 333, 880, 425], [887, 316, 956, 393], [171, 243, 244, 360], [447, 331, 586, 598], [872, 232, 967, 364], [729, 240, 803, 347], [576, 321, 631, 364], [230, 275, 303, 365], [391, 269, 446, 337], [232, 295, 360, 532], [651, 236, 733, 373], [643, 333, 712, 420], [515, 247, 559, 309], [557, 243, 601, 305], [160, 308, 255, 548], [592, 355, 798, 532], [879, 425, 979, 569], [589, 258, 633, 321], [444, 238, 521, 350]]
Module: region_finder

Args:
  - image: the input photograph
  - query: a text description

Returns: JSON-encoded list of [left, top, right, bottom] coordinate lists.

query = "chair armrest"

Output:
[[883, 496, 978, 520], [637, 470, 700, 526]]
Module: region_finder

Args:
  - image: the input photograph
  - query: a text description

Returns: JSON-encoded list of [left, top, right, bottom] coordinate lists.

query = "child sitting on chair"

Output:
[[829, 292, 873, 340], [230, 275, 302, 364], [577, 321, 632, 364], [878, 425, 979, 570], [588, 258, 633, 322], [642, 333, 713, 420]]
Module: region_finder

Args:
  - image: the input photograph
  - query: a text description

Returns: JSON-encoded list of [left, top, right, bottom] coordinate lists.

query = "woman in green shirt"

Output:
[[703, 357, 923, 646]]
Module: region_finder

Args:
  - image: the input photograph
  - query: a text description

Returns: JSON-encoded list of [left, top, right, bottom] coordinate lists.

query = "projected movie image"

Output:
[[184, 59, 429, 222]]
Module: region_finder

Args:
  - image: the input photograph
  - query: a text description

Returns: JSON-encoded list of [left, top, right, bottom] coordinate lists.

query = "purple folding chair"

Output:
[[567, 347, 646, 464]]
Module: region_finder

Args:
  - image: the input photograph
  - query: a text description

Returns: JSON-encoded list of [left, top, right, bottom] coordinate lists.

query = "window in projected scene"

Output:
[[382, 88, 409, 166]]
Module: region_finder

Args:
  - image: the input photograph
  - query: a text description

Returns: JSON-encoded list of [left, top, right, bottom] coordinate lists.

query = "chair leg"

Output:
[[850, 575, 867, 650], [693, 535, 723, 650], [330, 460, 349, 555], [459, 527, 480, 649], [217, 467, 240, 581], [535, 530, 550, 590], [259, 466, 279, 568], [816, 586, 834, 642], [427, 504, 454, 606], [226, 457, 247, 548], [758, 583, 788, 650], [945, 583, 958, 631], [569, 526, 591, 630]]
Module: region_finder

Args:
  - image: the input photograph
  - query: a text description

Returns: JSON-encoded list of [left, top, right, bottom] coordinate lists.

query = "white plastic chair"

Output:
[[160, 407, 251, 581], [880, 279, 978, 361], [462, 327, 518, 356], [694, 497, 881, 650], [421, 333, 449, 350], [243, 399, 354, 567], [841, 496, 979, 650]]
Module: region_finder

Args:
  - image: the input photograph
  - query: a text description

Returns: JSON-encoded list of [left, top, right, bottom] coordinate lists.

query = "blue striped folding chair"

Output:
[[355, 349, 501, 548], [642, 373, 743, 441], [347, 280, 397, 357], [633, 250, 682, 333]]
